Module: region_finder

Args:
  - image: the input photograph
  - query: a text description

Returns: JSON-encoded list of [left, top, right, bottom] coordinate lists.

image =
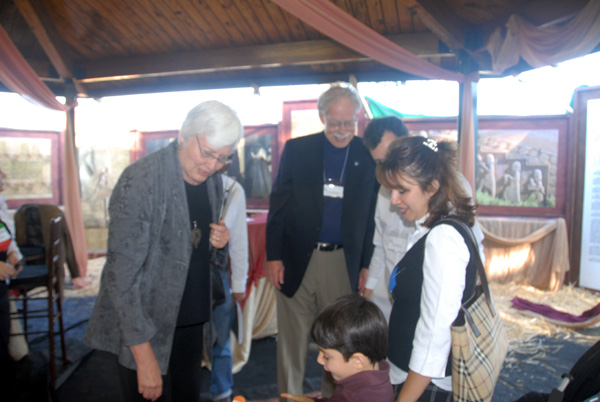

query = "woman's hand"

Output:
[[209, 220, 230, 249], [396, 370, 432, 402], [130, 343, 163, 401]]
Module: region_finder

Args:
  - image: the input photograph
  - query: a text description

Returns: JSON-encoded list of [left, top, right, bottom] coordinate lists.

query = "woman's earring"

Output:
[[178, 142, 183, 150]]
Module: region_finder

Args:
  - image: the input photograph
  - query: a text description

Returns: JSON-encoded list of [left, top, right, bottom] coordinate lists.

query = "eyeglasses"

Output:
[[195, 137, 232, 165], [326, 119, 357, 129]]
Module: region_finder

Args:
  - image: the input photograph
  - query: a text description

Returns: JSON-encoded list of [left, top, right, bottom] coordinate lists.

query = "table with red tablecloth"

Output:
[[231, 212, 278, 372]]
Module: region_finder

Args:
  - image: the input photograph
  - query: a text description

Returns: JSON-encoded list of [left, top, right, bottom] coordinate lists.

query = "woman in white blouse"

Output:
[[376, 136, 480, 402]]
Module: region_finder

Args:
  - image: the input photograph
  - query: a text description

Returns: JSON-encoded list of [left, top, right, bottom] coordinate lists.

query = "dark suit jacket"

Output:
[[266, 132, 379, 297]]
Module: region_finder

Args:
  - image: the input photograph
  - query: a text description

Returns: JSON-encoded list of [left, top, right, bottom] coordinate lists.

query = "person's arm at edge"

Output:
[[266, 143, 293, 289], [130, 342, 162, 401], [103, 165, 163, 397], [7, 239, 22, 263], [357, 175, 379, 293], [363, 193, 386, 298], [280, 393, 315, 402], [104, 167, 157, 346], [225, 180, 249, 302], [396, 370, 432, 402]]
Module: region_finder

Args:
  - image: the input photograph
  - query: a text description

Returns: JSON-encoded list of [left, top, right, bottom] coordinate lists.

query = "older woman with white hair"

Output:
[[85, 100, 243, 402]]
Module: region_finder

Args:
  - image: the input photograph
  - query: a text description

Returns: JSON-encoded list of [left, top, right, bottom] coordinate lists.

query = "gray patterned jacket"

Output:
[[84, 140, 227, 373]]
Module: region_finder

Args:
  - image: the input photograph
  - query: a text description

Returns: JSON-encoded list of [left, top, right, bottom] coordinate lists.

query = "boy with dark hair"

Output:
[[281, 294, 393, 402]]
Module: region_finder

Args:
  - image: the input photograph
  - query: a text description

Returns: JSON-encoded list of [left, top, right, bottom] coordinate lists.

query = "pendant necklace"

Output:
[[191, 220, 202, 248]]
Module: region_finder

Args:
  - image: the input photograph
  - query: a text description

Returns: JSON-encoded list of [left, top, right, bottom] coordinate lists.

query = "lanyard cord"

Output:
[[323, 143, 351, 184]]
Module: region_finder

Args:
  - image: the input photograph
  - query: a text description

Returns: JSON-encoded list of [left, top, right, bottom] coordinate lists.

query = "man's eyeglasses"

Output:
[[195, 137, 232, 165], [326, 119, 357, 130]]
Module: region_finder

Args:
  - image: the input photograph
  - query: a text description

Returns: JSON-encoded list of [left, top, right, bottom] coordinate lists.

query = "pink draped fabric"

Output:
[[271, 0, 465, 82], [272, 0, 476, 183], [485, 0, 600, 73], [62, 127, 89, 278], [0, 25, 87, 279], [0, 25, 71, 112]]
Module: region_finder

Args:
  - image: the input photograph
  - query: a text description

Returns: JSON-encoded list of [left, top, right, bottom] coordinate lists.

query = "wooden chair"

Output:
[[13, 204, 48, 266], [9, 216, 68, 390], [14, 203, 82, 285]]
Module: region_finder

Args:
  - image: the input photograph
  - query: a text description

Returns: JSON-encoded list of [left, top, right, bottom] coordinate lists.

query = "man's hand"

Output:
[[357, 268, 369, 293], [232, 292, 245, 303], [130, 343, 163, 401], [362, 288, 373, 299], [266, 260, 284, 290], [280, 393, 315, 402]]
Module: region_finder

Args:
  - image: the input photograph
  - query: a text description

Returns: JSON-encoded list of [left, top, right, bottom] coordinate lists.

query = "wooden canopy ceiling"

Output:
[[0, 0, 592, 99]]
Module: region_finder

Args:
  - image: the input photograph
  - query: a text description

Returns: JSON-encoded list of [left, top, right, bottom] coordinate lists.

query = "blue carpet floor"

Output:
[[13, 295, 600, 402]]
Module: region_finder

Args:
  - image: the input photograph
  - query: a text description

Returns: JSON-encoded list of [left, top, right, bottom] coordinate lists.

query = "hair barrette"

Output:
[[422, 138, 438, 152]]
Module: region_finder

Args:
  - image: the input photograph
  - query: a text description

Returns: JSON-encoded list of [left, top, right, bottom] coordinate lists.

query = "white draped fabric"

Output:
[[478, 217, 570, 291], [485, 0, 600, 74]]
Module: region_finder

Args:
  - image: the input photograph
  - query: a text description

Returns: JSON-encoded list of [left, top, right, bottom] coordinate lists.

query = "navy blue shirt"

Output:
[[318, 139, 350, 245]]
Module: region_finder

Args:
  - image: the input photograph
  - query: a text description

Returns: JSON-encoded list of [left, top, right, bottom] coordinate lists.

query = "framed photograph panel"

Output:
[[404, 115, 570, 217], [0, 129, 61, 209]]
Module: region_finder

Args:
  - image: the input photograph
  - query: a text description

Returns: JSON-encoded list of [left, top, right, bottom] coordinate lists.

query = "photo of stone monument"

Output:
[[476, 128, 559, 207]]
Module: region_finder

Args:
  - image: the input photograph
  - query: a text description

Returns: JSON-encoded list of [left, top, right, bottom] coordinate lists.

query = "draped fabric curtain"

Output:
[[478, 217, 569, 291], [485, 0, 600, 74], [271, 0, 465, 83], [0, 25, 71, 112], [0, 24, 88, 278], [271, 0, 476, 183]]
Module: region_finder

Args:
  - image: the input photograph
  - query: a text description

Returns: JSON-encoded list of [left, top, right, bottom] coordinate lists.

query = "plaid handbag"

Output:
[[448, 219, 508, 402]]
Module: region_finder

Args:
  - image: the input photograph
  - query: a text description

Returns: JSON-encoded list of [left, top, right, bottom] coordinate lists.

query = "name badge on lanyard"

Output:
[[323, 178, 344, 198], [323, 144, 349, 199]]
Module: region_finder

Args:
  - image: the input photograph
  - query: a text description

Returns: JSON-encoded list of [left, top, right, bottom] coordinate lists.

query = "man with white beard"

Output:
[[267, 84, 379, 401]]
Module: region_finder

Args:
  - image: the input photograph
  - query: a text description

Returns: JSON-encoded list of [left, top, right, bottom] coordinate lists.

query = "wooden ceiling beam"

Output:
[[401, 0, 469, 50], [73, 66, 424, 99], [77, 33, 444, 82], [14, 0, 86, 96]]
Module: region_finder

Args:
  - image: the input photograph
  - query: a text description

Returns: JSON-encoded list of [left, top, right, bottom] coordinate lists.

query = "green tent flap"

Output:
[[365, 96, 442, 119]]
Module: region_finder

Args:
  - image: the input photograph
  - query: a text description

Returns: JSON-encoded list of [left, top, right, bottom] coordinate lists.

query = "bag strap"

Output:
[[548, 373, 572, 402], [436, 217, 494, 314]]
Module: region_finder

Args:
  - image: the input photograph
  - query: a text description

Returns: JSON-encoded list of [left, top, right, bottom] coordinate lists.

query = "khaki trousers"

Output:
[[276, 248, 352, 401]]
